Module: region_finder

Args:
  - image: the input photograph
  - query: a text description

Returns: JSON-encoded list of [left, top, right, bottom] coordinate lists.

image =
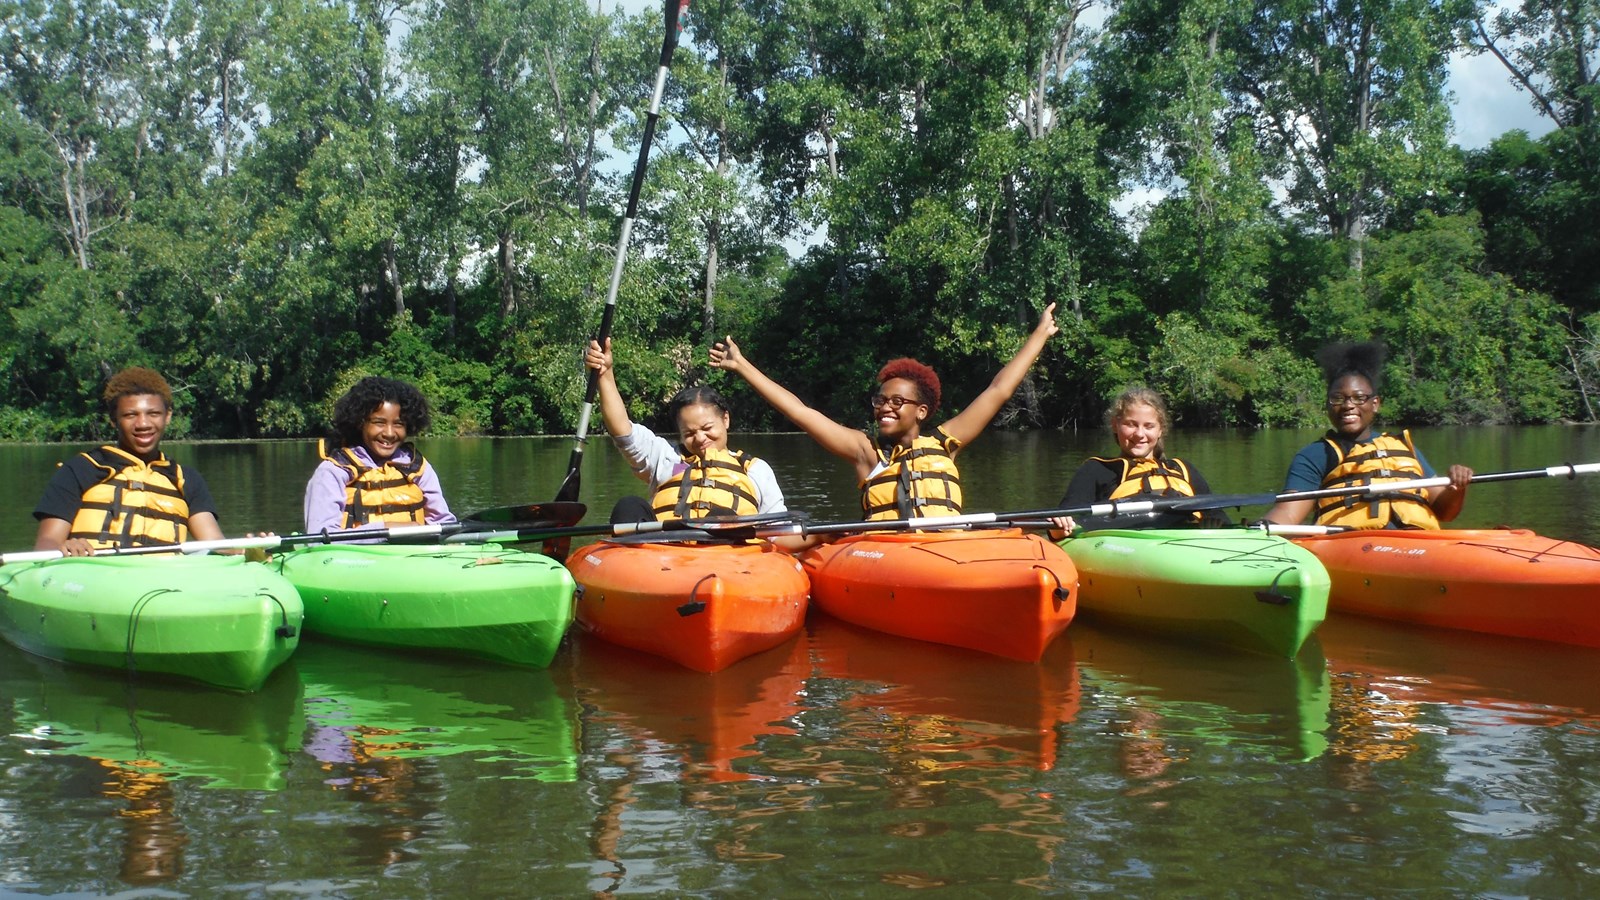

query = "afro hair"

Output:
[[876, 358, 942, 415]]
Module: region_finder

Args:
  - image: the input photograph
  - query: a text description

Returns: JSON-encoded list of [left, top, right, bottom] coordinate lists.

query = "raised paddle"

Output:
[[553, 0, 691, 506]]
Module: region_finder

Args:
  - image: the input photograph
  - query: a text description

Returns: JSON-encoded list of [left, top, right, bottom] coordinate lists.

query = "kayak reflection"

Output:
[[1069, 621, 1333, 765], [291, 641, 579, 783], [1, 639, 305, 792]]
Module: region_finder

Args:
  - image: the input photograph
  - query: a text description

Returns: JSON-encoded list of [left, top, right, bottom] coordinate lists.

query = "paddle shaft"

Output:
[[554, 0, 690, 504], [0, 523, 465, 565], [1271, 461, 1600, 505]]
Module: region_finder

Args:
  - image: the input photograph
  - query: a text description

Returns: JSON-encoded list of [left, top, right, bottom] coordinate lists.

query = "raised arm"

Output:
[[942, 303, 1058, 447], [584, 338, 634, 439], [709, 337, 878, 477]]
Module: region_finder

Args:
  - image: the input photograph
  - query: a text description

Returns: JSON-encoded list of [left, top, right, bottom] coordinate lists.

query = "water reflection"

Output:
[[292, 641, 579, 782], [1, 641, 304, 792], [1070, 622, 1333, 766]]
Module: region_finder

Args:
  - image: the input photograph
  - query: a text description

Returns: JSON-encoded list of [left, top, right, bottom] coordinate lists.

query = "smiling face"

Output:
[[677, 402, 731, 458], [872, 377, 927, 441], [1113, 402, 1164, 460], [361, 401, 408, 463], [112, 393, 172, 459], [1325, 374, 1380, 438]]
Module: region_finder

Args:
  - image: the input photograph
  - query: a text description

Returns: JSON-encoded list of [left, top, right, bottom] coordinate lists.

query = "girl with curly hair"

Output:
[[1262, 342, 1473, 529], [304, 376, 457, 533], [710, 304, 1058, 520]]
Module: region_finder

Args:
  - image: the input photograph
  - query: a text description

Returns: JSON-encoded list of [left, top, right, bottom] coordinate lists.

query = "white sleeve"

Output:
[[611, 422, 682, 490], [746, 457, 787, 514]]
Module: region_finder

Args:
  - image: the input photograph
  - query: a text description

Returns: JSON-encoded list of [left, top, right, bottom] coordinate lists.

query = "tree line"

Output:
[[3, 0, 1597, 442]]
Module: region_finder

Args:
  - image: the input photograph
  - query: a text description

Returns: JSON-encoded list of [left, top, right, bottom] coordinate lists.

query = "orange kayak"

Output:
[[800, 529, 1077, 661], [1294, 529, 1600, 647], [567, 539, 809, 673]]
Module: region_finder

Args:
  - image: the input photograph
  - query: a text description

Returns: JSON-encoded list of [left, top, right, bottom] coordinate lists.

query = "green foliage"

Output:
[[0, 0, 1592, 442]]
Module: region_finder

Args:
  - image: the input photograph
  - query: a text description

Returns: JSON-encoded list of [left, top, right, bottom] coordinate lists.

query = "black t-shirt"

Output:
[[33, 448, 219, 524], [1057, 456, 1224, 529]]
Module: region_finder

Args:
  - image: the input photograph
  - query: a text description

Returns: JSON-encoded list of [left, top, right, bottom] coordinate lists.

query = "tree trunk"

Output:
[[497, 227, 518, 318]]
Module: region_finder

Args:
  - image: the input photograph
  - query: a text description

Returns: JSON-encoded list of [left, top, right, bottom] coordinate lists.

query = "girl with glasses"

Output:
[[1262, 342, 1473, 529], [710, 304, 1058, 521]]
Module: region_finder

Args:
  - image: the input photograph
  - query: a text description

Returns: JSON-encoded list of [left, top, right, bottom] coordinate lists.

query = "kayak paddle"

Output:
[[553, 0, 691, 507]]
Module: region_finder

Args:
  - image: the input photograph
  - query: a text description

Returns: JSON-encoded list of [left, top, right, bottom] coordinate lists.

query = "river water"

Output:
[[2, 425, 1599, 895]]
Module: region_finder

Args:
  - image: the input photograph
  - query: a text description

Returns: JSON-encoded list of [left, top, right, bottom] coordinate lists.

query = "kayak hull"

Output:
[[1062, 528, 1330, 657], [800, 529, 1077, 662], [567, 540, 809, 673], [0, 554, 303, 692], [275, 543, 575, 668], [1295, 529, 1600, 646]]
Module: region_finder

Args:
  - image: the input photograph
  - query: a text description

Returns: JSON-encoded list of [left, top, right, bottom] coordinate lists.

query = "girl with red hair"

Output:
[[710, 304, 1058, 520]]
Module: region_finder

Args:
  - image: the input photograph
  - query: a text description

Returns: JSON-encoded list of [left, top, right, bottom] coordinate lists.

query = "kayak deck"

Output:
[[568, 539, 809, 673], [0, 554, 303, 692], [801, 529, 1077, 662], [1063, 528, 1330, 658], [275, 543, 575, 668], [1295, 528, 1600, 647]]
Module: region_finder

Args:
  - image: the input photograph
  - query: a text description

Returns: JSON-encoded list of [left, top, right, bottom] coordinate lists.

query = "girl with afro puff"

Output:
[[710, 304, 1058, 520], [1262, 342, 1473, 529], [304, 376, 457, 533], [34, 367, 227, 555]]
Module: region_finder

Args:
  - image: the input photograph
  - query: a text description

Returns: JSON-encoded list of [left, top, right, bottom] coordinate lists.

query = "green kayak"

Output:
[[273, 542, 575, 668], [0, 554, 303, 691], [1061, 528, 1330, 658]]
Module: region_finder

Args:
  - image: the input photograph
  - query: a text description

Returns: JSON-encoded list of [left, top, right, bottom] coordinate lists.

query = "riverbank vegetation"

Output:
[[3, 0, 1597, 440]]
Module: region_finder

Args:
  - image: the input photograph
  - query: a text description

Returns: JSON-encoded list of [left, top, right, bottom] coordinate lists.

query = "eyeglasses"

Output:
[[1325, 393, 1376, 408], [870, 393, 922, 411]]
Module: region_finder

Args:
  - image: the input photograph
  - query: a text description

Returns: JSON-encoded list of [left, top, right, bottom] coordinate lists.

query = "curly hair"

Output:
[[102, 367, 173, 413], [876, 358, 942, 415], [1316, 341, 1387, 394], [330, 376, 432, 448], [1105, 386, 1172, 458]]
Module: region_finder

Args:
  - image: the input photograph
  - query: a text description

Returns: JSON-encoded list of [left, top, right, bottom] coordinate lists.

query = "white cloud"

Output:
[[1447, 49, 1556, 150]]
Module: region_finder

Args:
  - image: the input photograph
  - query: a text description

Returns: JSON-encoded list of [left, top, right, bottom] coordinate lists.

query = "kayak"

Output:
[[1293, 528, 1600, 647], [273, 542, 575, 668], [0, 638, 305, 790], [800, 529, 1077, 661], [808, 613, 1080, 772], [0, 554, 302, 692], [566, 538, 809, 673], [1061, 528, 1330, 658]]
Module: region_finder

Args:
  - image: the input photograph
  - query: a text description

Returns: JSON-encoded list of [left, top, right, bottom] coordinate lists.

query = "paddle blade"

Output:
[[553, 446, 584, 504], [464, 501, 587, 528]]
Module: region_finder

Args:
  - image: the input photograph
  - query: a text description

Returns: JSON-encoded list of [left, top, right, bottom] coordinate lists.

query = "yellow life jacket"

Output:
[[67, 445, 192, 549], [320, 439, 428, 528], [861, 430, 964, 521], [650, 447, 762, 521], [1103, 456, 1198, 501], [1315, 430, 1439, 529]]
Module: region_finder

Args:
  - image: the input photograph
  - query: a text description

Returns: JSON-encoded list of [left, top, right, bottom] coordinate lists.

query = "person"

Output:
[[709, 304, 1058, 520], [1049, 386, 1223, 535], [33, 367, 227, 555], [1262, 342, 1472, 529], [304, 376, 456, 533], [584, 338, 806, 547]]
